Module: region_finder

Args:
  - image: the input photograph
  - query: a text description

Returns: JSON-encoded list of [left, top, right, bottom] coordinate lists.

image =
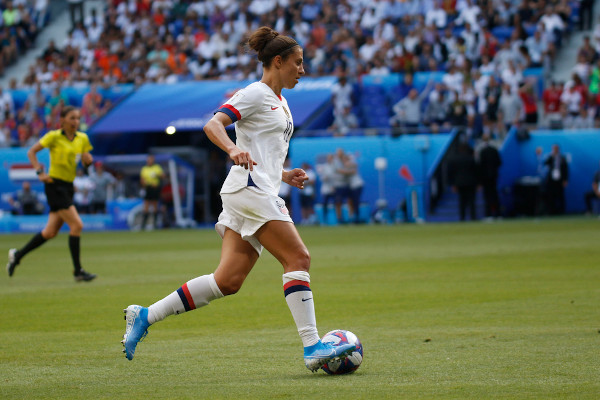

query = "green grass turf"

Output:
[[1, 218, 599, 399]]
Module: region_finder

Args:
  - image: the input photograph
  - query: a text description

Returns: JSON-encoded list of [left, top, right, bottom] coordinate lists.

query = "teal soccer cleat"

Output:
[[121, 305, 150, 360], [303, 340, 356, 372]]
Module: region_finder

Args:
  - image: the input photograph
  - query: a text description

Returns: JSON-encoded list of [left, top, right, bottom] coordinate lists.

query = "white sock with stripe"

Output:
[[147, 273, 224, 324], [283, 271, 320, 347]]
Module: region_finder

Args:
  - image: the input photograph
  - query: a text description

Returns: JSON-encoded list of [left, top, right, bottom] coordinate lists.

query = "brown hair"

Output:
[[60, 105, 79, 118], [248, 26, 299, 68]]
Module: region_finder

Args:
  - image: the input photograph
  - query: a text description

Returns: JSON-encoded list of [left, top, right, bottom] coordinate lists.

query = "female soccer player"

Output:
[[7, 106, 97, 282], [122, 26, 355, 371]]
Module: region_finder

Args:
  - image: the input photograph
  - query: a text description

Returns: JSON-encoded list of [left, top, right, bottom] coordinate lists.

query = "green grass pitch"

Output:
[[1, 218, 599, 399]]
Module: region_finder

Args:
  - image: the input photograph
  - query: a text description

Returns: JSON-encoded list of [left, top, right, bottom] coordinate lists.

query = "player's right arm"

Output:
[[204, 112, 257, 171], [27, 141, 52, 183]]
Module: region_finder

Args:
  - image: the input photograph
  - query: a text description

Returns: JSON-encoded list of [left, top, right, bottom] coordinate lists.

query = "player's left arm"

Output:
[[283, 168, 309, 190]]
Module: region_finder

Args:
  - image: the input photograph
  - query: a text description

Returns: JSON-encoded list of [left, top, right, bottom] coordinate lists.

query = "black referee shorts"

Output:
[[44, 178, 74, 212], [144, 185, 161, 201]]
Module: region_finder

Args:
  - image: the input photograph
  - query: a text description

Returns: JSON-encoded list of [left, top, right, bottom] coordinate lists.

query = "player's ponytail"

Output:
[[248, 26, 299, 68]]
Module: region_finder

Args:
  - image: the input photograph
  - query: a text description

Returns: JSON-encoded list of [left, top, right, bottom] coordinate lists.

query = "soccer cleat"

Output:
[[74, 269, 97, 282], [7, 248, 18, 277], [303, 340, 356, 372], [122, 305, 150, 360]]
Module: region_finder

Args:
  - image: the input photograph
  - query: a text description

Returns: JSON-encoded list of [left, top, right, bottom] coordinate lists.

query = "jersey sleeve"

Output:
[[216, 85, 264, 123], [79, 132, 93, 153], [38, 130, 58, 148]]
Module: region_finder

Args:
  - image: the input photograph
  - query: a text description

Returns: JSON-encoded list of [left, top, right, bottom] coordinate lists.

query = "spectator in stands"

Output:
[[67, 0, 84, 29], [579, 0, 595, 31], [26, 83, 47, 119], [390, 79, 434, 134], [316, 153, 336, 224], [33, 0, 49, 29], [0, 85, 15, 119], [299, 162, 317, 225], [3, 2, 20, 28], [543, 144, 569, 215], [73, 167, 92, 214], [81, 84, 104, 127], [572, 54, 592, 84], [0, 120, 10, 147], [584, 160, 600, 215], [571, 106, 595, 129], [425, 1, 448, 29], [518, 81, 539, 127], [332, 148, 350, 223], [329, 105, 359, 136], [540, 5, 565, 47], [542, 80, 563, 128], [560, 82, 584, 128], [447, 89, 470, 129], [344, 151, 364, 224], [8, 181, 44, 215], [89, 161, 116, 214], [498, 83, 523, 137], [331, 74, 354, 113], [525, 30, 549, 68], [424, 84, 451, 132]]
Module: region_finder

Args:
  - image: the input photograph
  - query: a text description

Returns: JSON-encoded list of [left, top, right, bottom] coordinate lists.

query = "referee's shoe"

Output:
[[74, 269, 97, 282], [7, 248, 18, 277]]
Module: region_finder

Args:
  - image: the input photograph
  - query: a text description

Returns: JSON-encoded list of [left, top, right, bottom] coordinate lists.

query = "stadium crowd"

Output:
[[0, 0, 597, 149]]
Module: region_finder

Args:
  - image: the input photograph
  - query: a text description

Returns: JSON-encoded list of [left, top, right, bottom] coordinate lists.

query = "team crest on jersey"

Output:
[[282, 106, 290, 119], [276, 199, 289, 215]]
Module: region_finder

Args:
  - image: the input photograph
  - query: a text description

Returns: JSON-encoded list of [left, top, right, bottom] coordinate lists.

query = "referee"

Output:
[[139, 154, 165, 230], [7, 106, 97, 281]]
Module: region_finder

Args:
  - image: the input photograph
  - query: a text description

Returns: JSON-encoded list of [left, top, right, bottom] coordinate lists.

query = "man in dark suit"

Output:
[[451, 142, 479, 221], [544, 144, 569, 215], [478, 134, 502, 218]]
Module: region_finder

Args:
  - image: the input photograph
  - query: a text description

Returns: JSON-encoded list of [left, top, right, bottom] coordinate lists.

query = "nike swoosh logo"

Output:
[[271, 106, 278, 110], [302, 298, 312, 302]]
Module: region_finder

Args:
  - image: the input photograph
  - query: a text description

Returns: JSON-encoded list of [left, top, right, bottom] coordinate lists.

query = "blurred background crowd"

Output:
[[0, 0, 597, 149]]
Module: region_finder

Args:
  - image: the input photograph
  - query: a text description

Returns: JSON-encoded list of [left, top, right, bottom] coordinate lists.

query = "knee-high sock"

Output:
[[69, 235, 82, 273], [283, 271, 320, 347], [147, 273, 224, 325], [16, 232, 47, 262]]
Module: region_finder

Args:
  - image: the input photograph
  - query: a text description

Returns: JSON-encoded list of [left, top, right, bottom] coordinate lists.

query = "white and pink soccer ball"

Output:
[[321, 329, 363, 375]]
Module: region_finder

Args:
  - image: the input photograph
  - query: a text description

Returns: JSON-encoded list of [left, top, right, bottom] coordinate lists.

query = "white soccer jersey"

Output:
[[217, 81, 294, 197]]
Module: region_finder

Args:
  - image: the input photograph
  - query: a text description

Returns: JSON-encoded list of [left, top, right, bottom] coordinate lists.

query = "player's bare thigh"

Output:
[[214, 228, 260, 295], [254, 220, 310, 273]]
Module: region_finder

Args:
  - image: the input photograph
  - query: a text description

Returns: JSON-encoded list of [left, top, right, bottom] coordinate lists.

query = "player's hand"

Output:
[[229, 147, 257, 171], [81, 153, 93, 167], [38, 172, 53, 183], [283, 168, 309, 189]]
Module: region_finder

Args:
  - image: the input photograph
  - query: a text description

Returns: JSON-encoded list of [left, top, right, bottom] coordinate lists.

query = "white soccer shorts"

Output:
[[215, 186, 293, 255]]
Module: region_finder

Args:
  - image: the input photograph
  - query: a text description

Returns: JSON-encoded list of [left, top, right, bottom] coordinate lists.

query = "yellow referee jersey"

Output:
[[39, 129, 93, 183], [141, 164, 164, 187]]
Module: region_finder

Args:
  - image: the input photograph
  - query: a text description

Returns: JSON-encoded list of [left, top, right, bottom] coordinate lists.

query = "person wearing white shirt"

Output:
[[455, 0, 481, 31], [425, 1, 447, 29], [540, 6, 565, 46], [121, 26, 356, 372]]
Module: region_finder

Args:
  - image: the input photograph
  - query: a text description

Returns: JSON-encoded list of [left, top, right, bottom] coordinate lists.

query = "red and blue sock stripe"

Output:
[[283, 280, 311, 297], [177, 283, 196, 311]]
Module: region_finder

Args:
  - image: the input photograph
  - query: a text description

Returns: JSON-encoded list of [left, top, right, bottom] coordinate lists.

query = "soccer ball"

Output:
[[321, 329, 363, 375]]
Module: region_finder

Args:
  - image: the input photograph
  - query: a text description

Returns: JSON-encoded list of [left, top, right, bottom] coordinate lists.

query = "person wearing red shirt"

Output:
[[542, 80, 562, 127], [519, 81, 538, 125]]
